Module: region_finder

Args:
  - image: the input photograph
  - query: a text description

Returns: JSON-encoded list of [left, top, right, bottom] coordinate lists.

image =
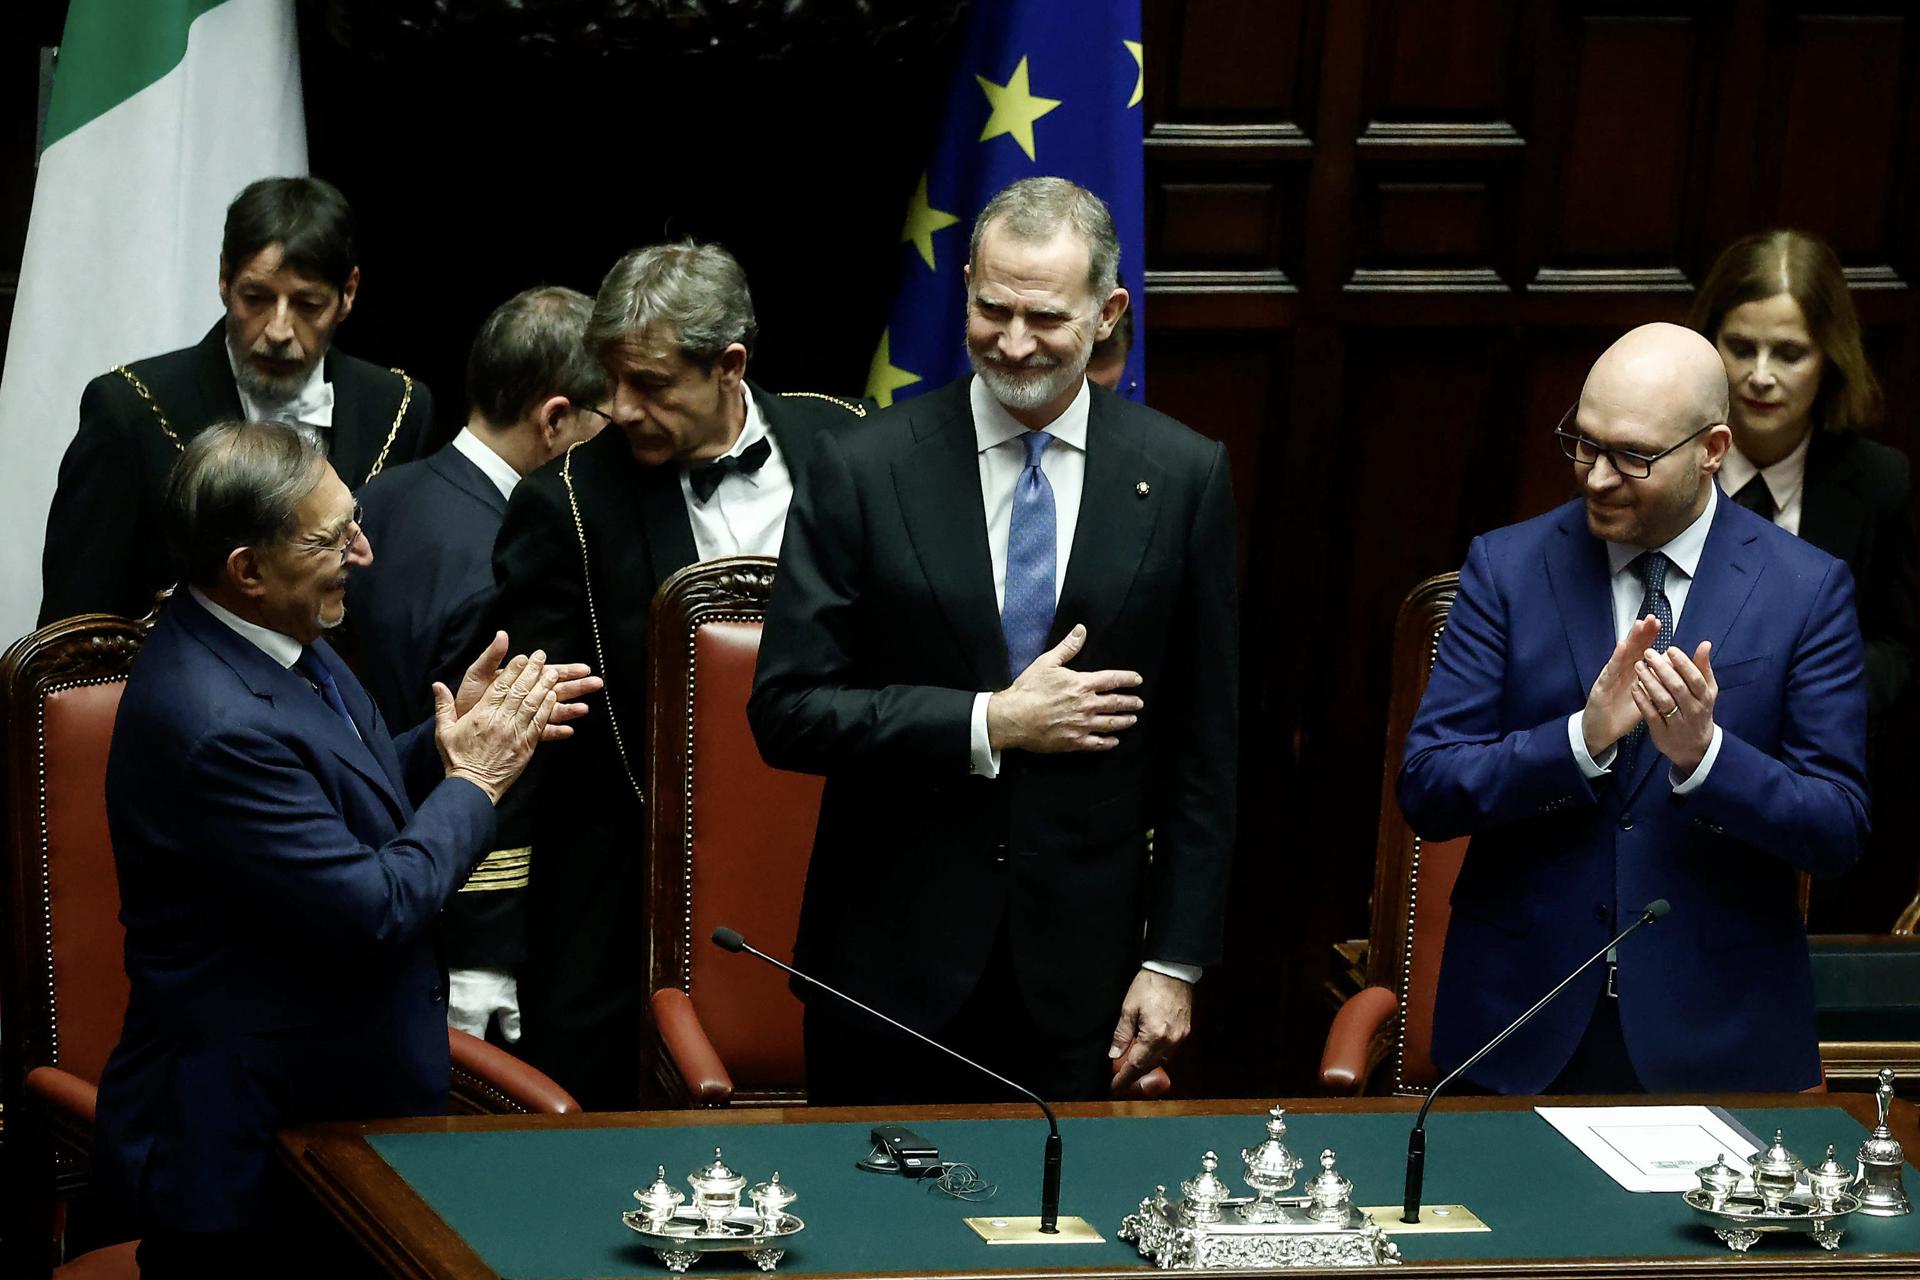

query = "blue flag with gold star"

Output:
[[868, 0, 1146, 407]]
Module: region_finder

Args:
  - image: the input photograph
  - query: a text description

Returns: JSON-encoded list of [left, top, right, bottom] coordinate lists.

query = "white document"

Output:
[[1536, 1105, 1760, 1193]]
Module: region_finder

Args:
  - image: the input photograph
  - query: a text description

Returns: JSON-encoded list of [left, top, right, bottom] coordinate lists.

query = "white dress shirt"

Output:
[[1566, 484, 1724, 789], [227, 346, 335, 434], [680, 384, 791, 560], [191, 586, 302, 668], [451, 427, 523, 502], [1717, 433, 1811, 535], [958, 376, 1198, 985]]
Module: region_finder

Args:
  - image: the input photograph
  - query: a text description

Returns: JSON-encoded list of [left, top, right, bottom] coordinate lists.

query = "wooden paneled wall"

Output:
[[1139, 0, 1920, 1093]]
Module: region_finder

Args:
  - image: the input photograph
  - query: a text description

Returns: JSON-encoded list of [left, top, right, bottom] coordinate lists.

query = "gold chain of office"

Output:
[[111, 364, 412, 485]]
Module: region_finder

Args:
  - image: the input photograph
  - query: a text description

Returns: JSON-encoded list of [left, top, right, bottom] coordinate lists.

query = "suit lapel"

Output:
[[1543, 505, 1615, 711], [753, 380, 816, 476], [636, 459, 699, 584], [1797, 431, 1861, 559], [1054, 394, 1163, 649], [430, 444, 509, 517], [1619, 500, 1764, 804], [311, 640, 412, 812], [189, 324, 245, 432], [892, 384, 1007, 687], [174, 595, 408, 819], [326, 351, 372, 485]]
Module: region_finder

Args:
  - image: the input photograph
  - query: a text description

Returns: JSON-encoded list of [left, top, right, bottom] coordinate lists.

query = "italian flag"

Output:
[[0, 0, 306, 643]]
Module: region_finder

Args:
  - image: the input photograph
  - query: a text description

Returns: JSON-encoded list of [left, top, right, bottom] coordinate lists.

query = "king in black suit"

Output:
[[40, 177, 432, 625], [749, 179, 1238, 1103], [487, 241, 872, 1107]]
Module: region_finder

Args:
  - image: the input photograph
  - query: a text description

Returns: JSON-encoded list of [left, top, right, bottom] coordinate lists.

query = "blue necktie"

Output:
[[295, 647, 356, 733], [1617, 551, 1673, 773], [1001, 431, 1057, 678]]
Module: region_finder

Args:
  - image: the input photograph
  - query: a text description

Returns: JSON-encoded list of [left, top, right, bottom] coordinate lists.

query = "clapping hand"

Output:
[[454, 631, 600, 741]]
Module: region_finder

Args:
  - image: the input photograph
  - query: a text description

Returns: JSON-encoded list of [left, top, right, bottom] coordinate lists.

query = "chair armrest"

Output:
[[651, 987, 735, 1105], [1111, 1065, 1172, 1100], [25, 1065, 98, 1128], [447, 1027, 581, 1115], [1320, 986, 1399, 1092]]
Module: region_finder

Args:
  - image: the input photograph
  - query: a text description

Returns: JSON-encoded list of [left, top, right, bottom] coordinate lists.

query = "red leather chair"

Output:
[[645, 558, 1170, 1106], [0, 610, 576, 1279]]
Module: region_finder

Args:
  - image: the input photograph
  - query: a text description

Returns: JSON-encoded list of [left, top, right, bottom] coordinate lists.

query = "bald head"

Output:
[[1573, 323, 1734, 549], [1582, 322, 1730, 438]]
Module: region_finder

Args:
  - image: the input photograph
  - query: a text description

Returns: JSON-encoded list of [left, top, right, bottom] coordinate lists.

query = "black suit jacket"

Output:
[[486, 382, 868, 1106], [39, 323, 434, 624], [1799, 430, 1915, 721], [748, 378, 1239, 1044], [349, 443, 506, 729]]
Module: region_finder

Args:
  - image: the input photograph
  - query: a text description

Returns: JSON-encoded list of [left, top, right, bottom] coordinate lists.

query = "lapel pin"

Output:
[[1135, 481, 1151, 498]]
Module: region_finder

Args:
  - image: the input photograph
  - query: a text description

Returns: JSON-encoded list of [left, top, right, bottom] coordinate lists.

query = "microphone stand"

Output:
[[1402, 899, 1669, 1223], [712, 927, 1065, 1233]]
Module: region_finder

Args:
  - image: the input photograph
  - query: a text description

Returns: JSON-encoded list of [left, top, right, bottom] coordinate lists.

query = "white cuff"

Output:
[[969, 692, 1001, 778], [1569, 711, 1616, 778], [1143, 959, 1201, 984], [1669, 724, 1724, 794]]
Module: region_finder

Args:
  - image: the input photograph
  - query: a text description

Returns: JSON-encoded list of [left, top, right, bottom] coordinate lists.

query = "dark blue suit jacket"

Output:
[[94, 591, 496, 1233], [1398, 494, 1870, 1093], [349, 442, 508, 729]]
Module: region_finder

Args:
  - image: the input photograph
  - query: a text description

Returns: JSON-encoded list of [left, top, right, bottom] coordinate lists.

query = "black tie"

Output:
[[688, 436, 773, 503], [1731, 475, 1776, 522], [1617, 551, 1673, 775], [294, 647, 356, 732]]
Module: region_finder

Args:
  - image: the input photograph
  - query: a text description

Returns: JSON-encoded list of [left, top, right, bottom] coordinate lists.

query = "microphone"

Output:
[[1401, 898, 1670, 1224], [711, 926, 1067, 1234]]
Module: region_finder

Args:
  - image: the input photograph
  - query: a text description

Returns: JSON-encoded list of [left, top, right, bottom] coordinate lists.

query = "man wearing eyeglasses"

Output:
[[345, 287, 609, 1050], [1399, 322, 1869, 1095]]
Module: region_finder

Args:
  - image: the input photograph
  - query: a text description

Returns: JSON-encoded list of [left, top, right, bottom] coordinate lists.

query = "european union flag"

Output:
[[868, 0, 1146, 406]]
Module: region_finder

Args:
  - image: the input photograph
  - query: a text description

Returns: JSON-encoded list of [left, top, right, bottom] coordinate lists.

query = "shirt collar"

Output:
[[970, 374, 1091, 454], [718, 383, 769, 462], [451, 427, 522, 502], [1605, 481, 1718, 581], [226, 342, 335, 430], [1718, 432, 1811, 509], [190, 586, 303, 668]]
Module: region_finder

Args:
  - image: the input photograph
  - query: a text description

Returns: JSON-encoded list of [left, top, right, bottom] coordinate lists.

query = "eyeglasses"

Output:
[[577, 404, 616, 427], [1553, 405, 1720, 479], [297, 503, 364, 565]]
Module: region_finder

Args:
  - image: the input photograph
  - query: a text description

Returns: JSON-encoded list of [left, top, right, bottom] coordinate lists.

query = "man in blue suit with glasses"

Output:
[[1399, 322, 1869, 1095]]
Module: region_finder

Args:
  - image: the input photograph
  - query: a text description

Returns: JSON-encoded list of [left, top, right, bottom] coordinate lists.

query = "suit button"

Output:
[[1595, 904, 1608, 923], [430, 990, 445, 1005], [1620, 814, 1633, 831], [993, 842, 1008, 864]]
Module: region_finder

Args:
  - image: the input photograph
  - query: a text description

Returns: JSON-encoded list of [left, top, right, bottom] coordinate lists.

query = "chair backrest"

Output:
[[1361, 574, 1464, 1095], [1, 613, 147, 1107], [645, 558, 822, 1105]]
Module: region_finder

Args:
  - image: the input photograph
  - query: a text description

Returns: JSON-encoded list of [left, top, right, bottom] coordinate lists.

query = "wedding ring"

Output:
[[1660, 705, 1679, 721]]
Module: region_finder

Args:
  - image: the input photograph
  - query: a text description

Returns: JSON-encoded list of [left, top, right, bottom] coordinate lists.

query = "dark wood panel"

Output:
[[1356, 175, 1499, 265], [1162, 0, 1314, 117], [1553, 14, 1699, 263], [1155, 182, 1283, 267], [1775, 14, 1909, 259], [1366, 0, 1520, 118]]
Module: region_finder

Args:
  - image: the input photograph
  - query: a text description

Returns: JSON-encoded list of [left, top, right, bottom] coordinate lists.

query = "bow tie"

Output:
[[688, 436, 772, 502]]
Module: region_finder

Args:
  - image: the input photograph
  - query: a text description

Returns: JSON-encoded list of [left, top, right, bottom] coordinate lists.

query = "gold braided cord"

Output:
[[779, 390, 867, 417], [361, 370, 413, 483], [113, 366, 183, 452], [560, 442, 646, 807]]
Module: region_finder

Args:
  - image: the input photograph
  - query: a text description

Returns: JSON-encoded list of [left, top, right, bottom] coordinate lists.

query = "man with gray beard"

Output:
[[40, 176, 433, 624], [750, 177, 1238, 1103]]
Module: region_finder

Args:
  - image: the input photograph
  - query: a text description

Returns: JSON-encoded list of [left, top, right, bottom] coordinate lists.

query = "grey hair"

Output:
[[467, 285, 608, 427], [968, 177, 1121, 296], [585, 239, 758, 364], [165, 420, 326, 588]]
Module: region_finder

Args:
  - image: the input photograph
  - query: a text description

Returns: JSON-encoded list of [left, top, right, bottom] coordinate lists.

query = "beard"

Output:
[[227, 325, 324, 404], [968, 339, 1092, 414]]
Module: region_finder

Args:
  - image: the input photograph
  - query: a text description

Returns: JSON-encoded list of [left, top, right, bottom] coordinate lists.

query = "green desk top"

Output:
[[368, 1106, 1920, 1278]]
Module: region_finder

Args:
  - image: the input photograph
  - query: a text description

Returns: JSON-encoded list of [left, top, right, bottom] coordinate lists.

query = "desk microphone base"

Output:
[[1362, 1204, 1490, 1234], [964, 1215, 1103, 1243]]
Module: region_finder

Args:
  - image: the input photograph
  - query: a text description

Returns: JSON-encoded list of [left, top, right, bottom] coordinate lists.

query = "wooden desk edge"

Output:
[[277, 1094, 1920, 1280]]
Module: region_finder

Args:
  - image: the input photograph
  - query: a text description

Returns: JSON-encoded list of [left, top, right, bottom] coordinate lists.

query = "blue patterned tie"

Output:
[[1617, 551, 1673, 773], [295, 647, 357, 732], [1001, 431, 1057, 678]]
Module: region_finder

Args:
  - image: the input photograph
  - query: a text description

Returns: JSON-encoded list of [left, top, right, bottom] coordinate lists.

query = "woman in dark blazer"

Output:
[[1690, 230, 1914, 725]]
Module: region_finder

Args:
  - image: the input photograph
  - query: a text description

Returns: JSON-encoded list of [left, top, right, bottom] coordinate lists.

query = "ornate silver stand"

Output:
[[1118, 1108, 1402, 1269], [624, 1152, 805, 1272], [1685, 1134, 1865, 1252]]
